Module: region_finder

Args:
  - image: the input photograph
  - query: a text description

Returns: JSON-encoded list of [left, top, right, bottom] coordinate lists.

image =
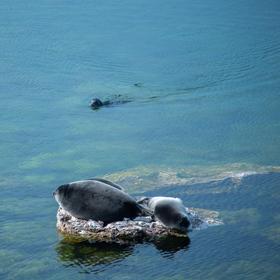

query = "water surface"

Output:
[[0, 0, 280, 279]]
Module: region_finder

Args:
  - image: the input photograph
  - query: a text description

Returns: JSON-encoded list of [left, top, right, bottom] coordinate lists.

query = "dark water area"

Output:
[[0, 0, 280, 279]]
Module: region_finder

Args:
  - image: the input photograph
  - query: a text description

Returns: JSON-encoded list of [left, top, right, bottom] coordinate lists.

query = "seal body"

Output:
[[87, 178, 123, 191], [89, 95, 131, 110], [138, 196, 190, 231], [53, 180, 145, 223]]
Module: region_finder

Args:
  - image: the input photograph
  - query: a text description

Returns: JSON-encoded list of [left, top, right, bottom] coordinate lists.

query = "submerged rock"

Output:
[[56, 207, 222, 244]]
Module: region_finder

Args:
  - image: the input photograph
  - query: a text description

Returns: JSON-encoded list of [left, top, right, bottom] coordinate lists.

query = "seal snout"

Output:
[[53, 184, 70, 203], [179, 216, 190, 230]]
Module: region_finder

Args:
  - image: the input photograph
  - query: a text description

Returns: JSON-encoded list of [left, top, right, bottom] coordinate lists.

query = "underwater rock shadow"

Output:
[[56, 239, 133, 273], [55, 235, 190, 273], [152, 235, 191, 258]]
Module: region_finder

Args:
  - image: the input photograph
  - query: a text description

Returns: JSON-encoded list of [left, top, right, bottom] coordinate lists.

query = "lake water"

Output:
[[0, 0, 280, 279]]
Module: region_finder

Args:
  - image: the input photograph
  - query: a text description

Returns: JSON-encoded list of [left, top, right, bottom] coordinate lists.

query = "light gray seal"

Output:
[[53, 179, 149, 224], [138, 196, 190, 232]]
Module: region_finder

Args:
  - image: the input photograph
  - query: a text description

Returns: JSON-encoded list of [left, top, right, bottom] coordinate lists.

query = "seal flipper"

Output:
[[87, 178, 124, 191], [137, 203, 153, 217], [136, 197, 154, 217]]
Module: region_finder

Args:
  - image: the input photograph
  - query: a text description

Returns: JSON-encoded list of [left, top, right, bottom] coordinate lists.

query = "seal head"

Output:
[[90, 98, 103, 109]]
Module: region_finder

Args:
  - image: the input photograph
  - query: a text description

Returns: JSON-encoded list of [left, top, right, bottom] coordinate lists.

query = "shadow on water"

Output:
[[56, 240, 133, 274], [153, 235, 190, 258], [56, 235, 190, 273]]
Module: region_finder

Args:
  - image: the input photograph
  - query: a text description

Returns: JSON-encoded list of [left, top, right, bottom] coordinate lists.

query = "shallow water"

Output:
[[0, 0, 280, 279]]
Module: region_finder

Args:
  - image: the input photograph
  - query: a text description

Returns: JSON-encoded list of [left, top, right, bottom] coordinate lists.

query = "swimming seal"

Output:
[[53, 180, 149, 224], [89, 95, 132, 110], [89, 98, 110, 109], [138, 196, 190, 232]]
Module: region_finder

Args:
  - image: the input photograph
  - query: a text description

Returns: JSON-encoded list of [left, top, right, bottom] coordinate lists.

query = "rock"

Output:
[[56, 207, 222, 244]]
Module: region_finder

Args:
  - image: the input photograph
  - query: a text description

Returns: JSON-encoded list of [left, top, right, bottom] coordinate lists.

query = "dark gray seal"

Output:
[[138, 196, 190, 232], [87, 178, 123, 191], [89, 98, 110, 109], [53, 180, 149, 224], [89, 95, 132, 110]]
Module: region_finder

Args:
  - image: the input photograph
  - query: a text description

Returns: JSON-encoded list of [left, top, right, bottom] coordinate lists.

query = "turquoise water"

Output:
[[0, 0, 280, 279]]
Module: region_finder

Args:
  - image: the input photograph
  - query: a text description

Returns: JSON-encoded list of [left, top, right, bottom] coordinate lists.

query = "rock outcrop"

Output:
[[56, 207, 222, 244]]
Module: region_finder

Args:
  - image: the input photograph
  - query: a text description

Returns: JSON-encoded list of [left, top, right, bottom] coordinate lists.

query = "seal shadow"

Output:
[[55, 235, 190, 273]]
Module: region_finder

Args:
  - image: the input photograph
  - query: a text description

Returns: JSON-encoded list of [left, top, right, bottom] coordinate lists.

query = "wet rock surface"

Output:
[[57, 207, 223, 244]]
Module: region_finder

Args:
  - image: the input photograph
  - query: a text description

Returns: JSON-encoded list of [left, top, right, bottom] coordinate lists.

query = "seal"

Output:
[[89, 98, 110, 109], [53, 180, 149, 224], [89, 95, 132, 110], [87, 178, 124, 191], [138, 196, 190, 232]]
